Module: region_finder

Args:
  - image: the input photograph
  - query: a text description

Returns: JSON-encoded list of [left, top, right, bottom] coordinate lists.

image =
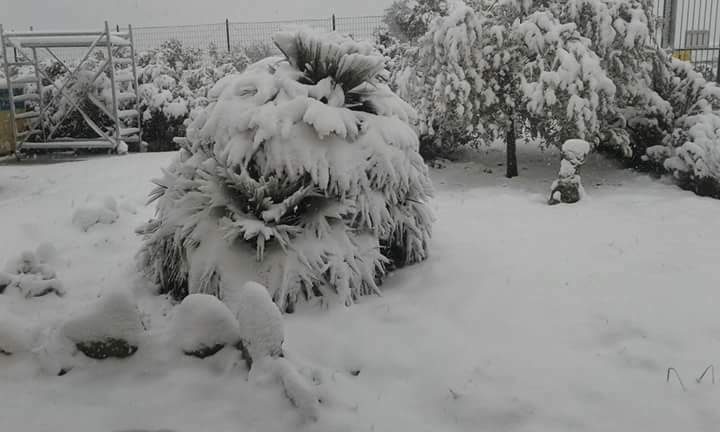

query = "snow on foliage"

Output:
[[171, 293, 241, 357], [641, 56, 720, 197], [136, 40, 276, 151], [138, 28, 434, 310]]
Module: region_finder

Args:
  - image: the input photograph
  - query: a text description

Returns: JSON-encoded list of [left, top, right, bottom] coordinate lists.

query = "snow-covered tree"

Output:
[[399, 0, 615, 176], [395, 3, 485, 159], [555, 0, 671, 163], [137, 29, 434, 311]]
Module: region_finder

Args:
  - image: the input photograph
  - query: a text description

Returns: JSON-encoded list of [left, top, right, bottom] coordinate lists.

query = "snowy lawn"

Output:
[[1, 145, 720, 431]]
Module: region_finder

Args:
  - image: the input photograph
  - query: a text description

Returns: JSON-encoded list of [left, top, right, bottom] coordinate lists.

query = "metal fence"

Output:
[[133, 15, 385, 53], [4, 3, 719, 81], [655, 0, 720, 81]]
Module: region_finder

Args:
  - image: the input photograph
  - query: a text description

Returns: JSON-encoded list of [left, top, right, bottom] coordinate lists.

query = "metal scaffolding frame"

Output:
[[0, 21, 142, 158]]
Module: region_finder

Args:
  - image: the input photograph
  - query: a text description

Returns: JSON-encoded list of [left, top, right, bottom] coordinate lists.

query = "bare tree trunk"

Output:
[[506, 117, 518, 178]]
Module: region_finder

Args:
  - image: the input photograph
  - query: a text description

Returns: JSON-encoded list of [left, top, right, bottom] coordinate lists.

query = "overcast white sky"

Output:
[[1, 0, 394, 31]]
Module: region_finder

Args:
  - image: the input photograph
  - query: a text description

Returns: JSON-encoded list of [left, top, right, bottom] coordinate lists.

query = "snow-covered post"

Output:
[[549, 139, 591, 205]]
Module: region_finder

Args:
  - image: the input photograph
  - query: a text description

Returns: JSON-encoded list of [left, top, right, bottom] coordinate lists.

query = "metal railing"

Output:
[[133, 15, 385, 53]]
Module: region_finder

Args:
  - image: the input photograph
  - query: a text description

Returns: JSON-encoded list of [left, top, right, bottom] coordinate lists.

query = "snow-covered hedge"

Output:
[[644, 57, 720, 197], [138, 29, 433, 310], [136, 40, 278, 151]]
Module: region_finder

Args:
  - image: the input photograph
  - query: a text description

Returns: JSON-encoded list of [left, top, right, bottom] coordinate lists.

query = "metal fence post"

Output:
[[332, 14, 336, 31], [225, 19, 231, 52], [661, 0, 677, 48]]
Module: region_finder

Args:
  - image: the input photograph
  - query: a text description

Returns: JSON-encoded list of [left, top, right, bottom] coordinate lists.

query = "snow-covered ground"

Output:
[[1, 145, 720, 432]]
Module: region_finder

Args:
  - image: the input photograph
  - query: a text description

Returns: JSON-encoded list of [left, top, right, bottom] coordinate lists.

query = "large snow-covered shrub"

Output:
[[138, 29, 434, 310]]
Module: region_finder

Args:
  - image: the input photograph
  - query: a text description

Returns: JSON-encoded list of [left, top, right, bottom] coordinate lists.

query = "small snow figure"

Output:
[[549, 139, 591, 205], [61, 291, 143, 359], [171, 294, 241, 358]]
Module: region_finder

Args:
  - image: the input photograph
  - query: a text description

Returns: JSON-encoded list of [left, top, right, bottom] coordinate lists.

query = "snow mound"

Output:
[[272, 357, 320, 422], [116, 140, 129, 155], [8, 275, 65, 298], [72, 196, 119, 232], [171, 294, 241, 357], [562, 139, 591, 164], [226, 281, 284, 361], [35, 242, 58, 264], [0, 315, 32, 355], [61, 291, 143, 359], [33, 325, 80, 375], [2, 247, 64, 298], [249, 356, 320, 423]]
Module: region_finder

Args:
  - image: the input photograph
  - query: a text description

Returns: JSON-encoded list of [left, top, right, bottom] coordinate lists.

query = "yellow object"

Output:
[[673, 50, 692, 61], [0, 111, 15, 156]]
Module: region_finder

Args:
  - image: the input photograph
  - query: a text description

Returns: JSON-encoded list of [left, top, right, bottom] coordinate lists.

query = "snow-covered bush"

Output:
[[637, 55, 720, 197], [549, 139, 591, 205], [137, 40, 244, 151], [138, 29, 434, 311], [171, 293, 240, 358]]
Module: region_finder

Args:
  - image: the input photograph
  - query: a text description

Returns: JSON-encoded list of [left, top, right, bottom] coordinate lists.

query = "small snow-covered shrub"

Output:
[[61, 291, 143, 359], [549, 139, 591, 205], [138, 29, 434, 310], [171, 294, 240, 358]]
